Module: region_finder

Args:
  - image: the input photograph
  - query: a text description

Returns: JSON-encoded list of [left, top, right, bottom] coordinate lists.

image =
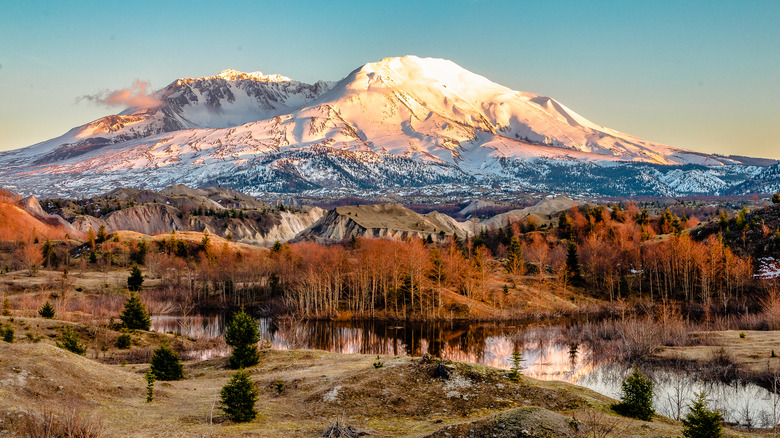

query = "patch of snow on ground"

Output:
[[756, 258, 780, 279]]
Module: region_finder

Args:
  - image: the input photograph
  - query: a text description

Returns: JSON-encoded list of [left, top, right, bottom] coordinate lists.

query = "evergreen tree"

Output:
[[96, 225, 108, 243], [38, 300, 55, 319], [225, 308, 261, 369], [145, 370, 156, 403], [119, 293, 151, 330], [127, 264, 144, 292], [681, 392, 723, 438], [2, 298, 10, 316], [116, 332, 132, 349], [612, 367, 654, 421], [220, 369, 259, 423], [565, 241, 584, 285], [558, 213, 573, 239], [505, 236, 524, 275], [2, 324, 13, 343], [131, 240, 148, 265], [41, 239, 59, 268], [57, 326, 86, 355], [149, 344, 184, 381], [773, 192, 780, 204]]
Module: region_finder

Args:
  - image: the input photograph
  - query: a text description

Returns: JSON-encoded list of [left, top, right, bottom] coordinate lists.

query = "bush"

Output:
[[225, 308, 261, 369], [119, 293, 151, 330], [2, 297, 11, 316], [220, 369, 259, 422], [149, 344, 184, 381], [116, 332, 132, 349], [57, 326, 86, 355], [127, 264, 144, 292], [612, 366, 654, 421], [2, 324, 13, 343], [681, 392, 723, 438], [38, 300, 55, 319]]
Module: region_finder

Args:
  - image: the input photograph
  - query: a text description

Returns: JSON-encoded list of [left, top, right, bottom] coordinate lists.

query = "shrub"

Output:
[[149, 344, 184, 381], [373, 356, 384, 368], [119, 293, 151, 330], [57, 326, 86, 355], [681, 392, 723, 438], [116, 332, 132, 349], [225, 308, 261, 369], [39, 300, 55, 319], [612, 366, 654, 421], [2, 298, 10, 316], [220, 369, 259, 422], [127, 264, 144, 292], [2, 324, 13, 343]]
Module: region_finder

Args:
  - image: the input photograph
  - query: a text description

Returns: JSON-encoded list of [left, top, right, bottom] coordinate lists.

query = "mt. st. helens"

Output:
[[0, 56, 776, 198]]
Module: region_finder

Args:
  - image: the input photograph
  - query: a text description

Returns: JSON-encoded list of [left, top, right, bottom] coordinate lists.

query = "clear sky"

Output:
[[1, 0, 778, 158]]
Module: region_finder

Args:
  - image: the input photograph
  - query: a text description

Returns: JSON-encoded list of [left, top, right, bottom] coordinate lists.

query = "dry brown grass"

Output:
[[0, 339, 709, 438]]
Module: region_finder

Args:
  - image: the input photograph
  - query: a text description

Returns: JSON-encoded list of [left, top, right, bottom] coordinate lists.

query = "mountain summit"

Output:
[[0, 56, 775, 198]]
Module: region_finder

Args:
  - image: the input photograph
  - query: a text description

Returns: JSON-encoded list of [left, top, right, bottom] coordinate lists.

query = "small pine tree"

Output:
[[2, 298, 10, 316], [38, 301, 55, 319], [507, 350, 525, 382], [505, 236, 524, 275], [119, 293, 151, 330], [41, 239, 59, 268], [681, 392, 723, 438], [96, 225, 107, 243], [116, 332, 132, 349], [145, 370, 156, 403], [773, 192, 780, 204], [149, 344, 184, 381], [127, 264, 144, 292], [565, 241, 584, 285], [220, 369, 259, 423], [612, 367, 654, 421], [57, 326, 86, 355], [225, 308, 261, 369], [2, 324, 13, 343]]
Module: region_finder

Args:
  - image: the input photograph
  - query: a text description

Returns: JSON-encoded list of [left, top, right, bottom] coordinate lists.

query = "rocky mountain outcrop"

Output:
[[300, 203, 475, 243]]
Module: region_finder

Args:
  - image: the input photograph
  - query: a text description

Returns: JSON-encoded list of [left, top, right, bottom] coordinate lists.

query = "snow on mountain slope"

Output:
[[0, 56, 773, 198]]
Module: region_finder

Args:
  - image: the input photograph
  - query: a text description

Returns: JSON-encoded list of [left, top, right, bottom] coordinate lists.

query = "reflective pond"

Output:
[[151, 315, 780, 426]]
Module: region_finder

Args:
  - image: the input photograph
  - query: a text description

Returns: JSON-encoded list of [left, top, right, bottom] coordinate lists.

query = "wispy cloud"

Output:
[[78, 79, 162, 109]]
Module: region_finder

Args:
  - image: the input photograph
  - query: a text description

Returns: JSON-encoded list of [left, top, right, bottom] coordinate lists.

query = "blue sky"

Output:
[[1, 0, 778, 158]]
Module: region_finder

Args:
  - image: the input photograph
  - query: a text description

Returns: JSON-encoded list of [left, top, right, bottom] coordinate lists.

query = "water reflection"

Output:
[[151, 315, 780, 426]]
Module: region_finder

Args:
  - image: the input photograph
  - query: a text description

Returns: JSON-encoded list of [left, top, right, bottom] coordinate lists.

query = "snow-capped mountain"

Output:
[[0, 56, 775, 198]]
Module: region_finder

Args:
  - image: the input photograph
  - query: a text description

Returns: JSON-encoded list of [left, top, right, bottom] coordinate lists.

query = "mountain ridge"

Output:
[[0, 56, 777, 198]]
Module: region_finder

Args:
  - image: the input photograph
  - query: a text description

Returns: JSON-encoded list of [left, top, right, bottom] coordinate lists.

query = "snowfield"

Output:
[[0, 56, 777, 198]]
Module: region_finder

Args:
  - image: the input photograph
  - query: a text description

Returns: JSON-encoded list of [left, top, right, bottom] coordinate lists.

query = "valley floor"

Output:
[[0, 336, 767, 438]]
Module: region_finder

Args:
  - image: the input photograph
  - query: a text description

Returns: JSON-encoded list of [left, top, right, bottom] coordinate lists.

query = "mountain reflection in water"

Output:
[[151, 315, 780, 426]]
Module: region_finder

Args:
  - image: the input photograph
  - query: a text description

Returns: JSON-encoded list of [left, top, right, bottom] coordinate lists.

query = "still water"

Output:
[[152, 315, 779, 426]]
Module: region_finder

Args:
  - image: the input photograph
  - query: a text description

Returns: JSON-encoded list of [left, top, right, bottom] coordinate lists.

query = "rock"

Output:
[[424, 407, 577, 438]]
